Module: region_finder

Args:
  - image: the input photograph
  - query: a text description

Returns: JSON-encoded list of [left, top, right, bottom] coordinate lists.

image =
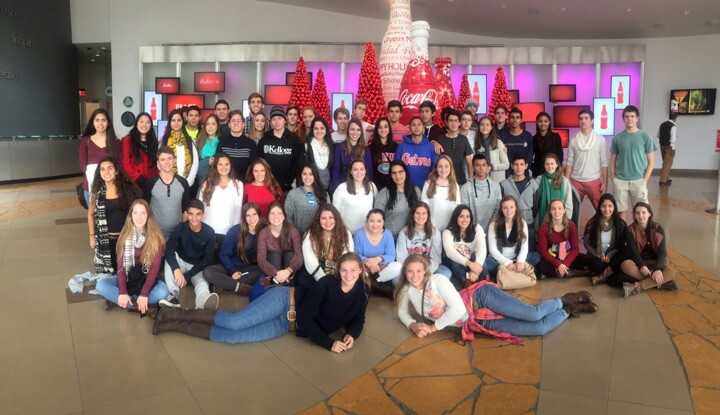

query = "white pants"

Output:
[[164, 253, 210, 309], [376, 262, 403, 285]]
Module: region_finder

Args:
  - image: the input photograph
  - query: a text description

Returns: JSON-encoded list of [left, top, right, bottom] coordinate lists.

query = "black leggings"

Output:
[[204, 263, 263, 291], [606, 271, 639, 288], [267, 251, 295, 277], [535, 253, 592, 278], [585, 252, 625, 275]]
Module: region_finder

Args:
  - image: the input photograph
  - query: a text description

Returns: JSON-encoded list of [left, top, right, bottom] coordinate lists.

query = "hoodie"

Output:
[[394, 134, 439, 189], [460, 176, 502, 233]]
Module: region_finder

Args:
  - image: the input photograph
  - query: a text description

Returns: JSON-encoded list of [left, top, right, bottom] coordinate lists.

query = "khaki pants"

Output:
[[620, 259, 676, 290], [660, 146, 675, 183]]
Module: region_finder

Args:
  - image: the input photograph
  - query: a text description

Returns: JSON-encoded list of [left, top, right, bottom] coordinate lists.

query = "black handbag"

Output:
[[126, 264, 153, 297]]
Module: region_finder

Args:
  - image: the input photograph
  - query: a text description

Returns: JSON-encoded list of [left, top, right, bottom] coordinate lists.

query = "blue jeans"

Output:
[[83, 190, 90, 207], [95, 276, 169, 306], [434, 265, 453, 279], [210, 286, 291, 343], [474, 284, 568, 336], [442, 253, 489, 282], [485, 252, 541, 277]]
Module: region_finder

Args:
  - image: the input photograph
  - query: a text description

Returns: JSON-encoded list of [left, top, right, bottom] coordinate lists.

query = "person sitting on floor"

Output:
[[396, 202, 452, 279], [298, 204, 354, 289], [535, 199, 593, 279], [485, 195, 541, 279], [354, 209, 403, 295], [442, 205, 488, 288], [583, 194, 627, 286]]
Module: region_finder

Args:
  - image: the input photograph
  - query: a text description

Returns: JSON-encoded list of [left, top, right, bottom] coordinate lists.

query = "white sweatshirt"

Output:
[[332, 182, 377, 234], [396, 274, 469, 330], [199, 179, 244, 235], [421, 181, 461, 232]]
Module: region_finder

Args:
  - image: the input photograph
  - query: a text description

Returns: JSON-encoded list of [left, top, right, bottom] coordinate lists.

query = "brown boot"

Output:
[[567, 269, 593, 278], [152, 320, 212, 339], [561, 291, 593, 307], [236, 283, 253, 296], [590, 275, 607, 286], [563, 301, 599, 317], [104, 300, 117, 311], [156, 307, 217, 325]]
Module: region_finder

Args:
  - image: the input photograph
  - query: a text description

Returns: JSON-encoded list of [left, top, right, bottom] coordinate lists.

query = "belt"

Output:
[[287, 287, 297, 331]]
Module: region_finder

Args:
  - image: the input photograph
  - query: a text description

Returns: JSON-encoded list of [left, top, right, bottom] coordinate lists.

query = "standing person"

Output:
[[161, 199, 218, 310], [500, 107, 534, 178], [244, 158, 284, 217], [243, 93, 265, 135], [80, 108, 119, 206], [184, 106, 202, 142], [464, 98, 480, 131], [610, 105, 656, 222], [532, 112, 563, 176], [583, 194, 627, 286], [332, 119, 373, 192], [432, 109, 473, 185], [286, 105, 300, 134], [474, 115, 509, 183], [88, 157, 141, 274], [534, 153, 573, 225], [493, 105, 509, 136], [203, 202, 266, 296], [254, 202, 304, 291], [486, 196, 541, 278], [535, 199, 592, 279], [257, 106, 304, 193], [419, 100, 443, 141], [214, 99, 231, 138], [143, 148, 190, 240], [297, 105, 316, 143], [442, 205, 488, 286], [353, 100, 374, 141], [304, 116, 335, 191], [198, 153, 244, 246], [374, 160, 420, 239], [300, 204, 354, 287], [153, 253, 370, 354], [195, 114, 221, 185], [459, 110, 477, 148], [247, 112, 269, 144], [421, 155, 461, 232], [461, 154, 502, 233], [332, 159, 378, 233], [611, 202, 678, 297], [331, 107, 350, 144], [368, 117, 397, 190], [162, 109, 199, 187], [500, 156, 539, 249], [657, 112, 678, 186], [121, 112, 158, 188], [387, 100, 409, 143], [95, 200, 170, 313], [395, 117, 440, 189], [564, 109, 609, 209], [396, 202, 452, 279], [354, 210, 403, 293], [216, 110, 258, 178], [285, 164, 328, 235]]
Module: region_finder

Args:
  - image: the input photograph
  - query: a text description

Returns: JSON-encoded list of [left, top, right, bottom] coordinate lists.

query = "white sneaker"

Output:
[[203, 293, 219, 310]]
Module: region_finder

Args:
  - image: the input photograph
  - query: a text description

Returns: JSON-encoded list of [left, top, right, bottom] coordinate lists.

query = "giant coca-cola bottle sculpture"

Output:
[[398, 21, 438, 126], [434, 57, 456, 109], [379, 0, 412, 106]]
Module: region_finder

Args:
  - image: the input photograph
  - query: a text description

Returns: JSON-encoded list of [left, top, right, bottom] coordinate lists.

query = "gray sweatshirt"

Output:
[[460, 176, 502, 233], [285, 187, 322, 235], [499, 176, 539, 225], [395, 227, 443, 273], [374, 186, 420, 240]]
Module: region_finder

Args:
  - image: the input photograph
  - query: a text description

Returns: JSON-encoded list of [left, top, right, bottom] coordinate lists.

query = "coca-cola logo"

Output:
[[398, 88, 439, 108]]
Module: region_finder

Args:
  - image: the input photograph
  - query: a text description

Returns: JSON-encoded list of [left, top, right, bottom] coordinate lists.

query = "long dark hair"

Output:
[[306, 204, 351, 264], [343, 119, 367, 160], [237, 202, 267, 262], [196, 113, 222, 154], [267, 201, 294, 252], [446, 204, 476, 243], [128, 112, 158, 165], [295, 163, 328, 205], [586, 194, 624, 246], [493, 195, 526, 245], [201, 152, 239, 206], [385, 160, 418, 210], [368, 117, 393, 157], [404, 202, 434, 240], [91, 156, 140, 206], [534, 112, 555, 153], [162, 109, 194, 164], [633, 202, 658, 240], [346, 159, 373, 195], [83, 108, 119, 161], [306, 116, 335, 169]]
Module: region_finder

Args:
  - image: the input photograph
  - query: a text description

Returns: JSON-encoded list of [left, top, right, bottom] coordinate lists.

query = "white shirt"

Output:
[[421, 181, 461, 232], [396, 274, 469, 330], [487, 220, 530, 265], [198, 180, 243, 235], [332, 182, 377, 233]]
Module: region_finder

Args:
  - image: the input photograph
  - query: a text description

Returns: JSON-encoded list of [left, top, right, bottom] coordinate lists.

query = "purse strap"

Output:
[[419, 279, 432, 325]]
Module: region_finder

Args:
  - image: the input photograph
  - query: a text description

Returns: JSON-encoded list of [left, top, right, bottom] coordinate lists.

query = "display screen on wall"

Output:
[[553, 129, 570, 148], [513, 102, 545, 123], [157, 120, 168, 139], [264, 85, 292, 106], [166, 94, 205, 114], [467, 75, 488, 114], [200, 108, 215, 122], [194, 72, 225, 92], [611, 76, 630, 110], [671, 89, 717, 115], [549, 84, 577, 102], [553, 105, 591, 128], [156, 77, 180, 94], [593, 98, 616, 136], [243, 100, 250, 119], [331, 93, 353, 131], [143, 91, 163, 126], [508, 90, 520, 107], [286, 72, 313, 86]]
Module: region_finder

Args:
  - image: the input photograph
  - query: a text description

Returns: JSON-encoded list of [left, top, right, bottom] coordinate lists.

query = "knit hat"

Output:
[[465, 98, 478, 109], [269, 106, 286, 120]]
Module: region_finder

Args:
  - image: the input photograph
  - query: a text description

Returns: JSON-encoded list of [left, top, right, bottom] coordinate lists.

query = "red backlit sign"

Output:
[[553, 105, 591, 128], [200, 108, 215, 122], [194, 72, 225, 92], [553, 129, 570, 148], [549, 84, 577, 102], [513, 102, 546, 123], [166, 94, 205, 114], [156, 77, 180, 94], [264, 85, 292, 106]]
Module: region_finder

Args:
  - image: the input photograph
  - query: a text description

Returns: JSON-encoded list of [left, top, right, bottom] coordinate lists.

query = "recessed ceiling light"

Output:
[[528, 7, 540, 15], [101, 46, 107, 50], [560, 5, 567, 11], [448, 0, 453, 3], [683, 10, 690, 15], [91, 59, 95, 62], [625, 7, 632, 12], [708, 19, 719, 25], [652, 22, 665, 29], [500, 4, 508, 9]]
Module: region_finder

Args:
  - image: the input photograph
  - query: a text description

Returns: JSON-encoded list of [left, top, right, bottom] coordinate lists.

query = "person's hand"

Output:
[[468, 261, 483, 275], [418, 322, 437, 334], [467, 271, 479, 283], [557, 264, 569, 277], [365, 125, 375, 133], [89, 235, 95, 249], [515, 262, 527, 271], [231, 271, 242, 280], [410, 322, 429, 338], [174, 269, 187, 288], [502, 146, 508, 154], [209, 157, 215, 166], [136, 296, 149, 314], [600, 182, 607, 194], [274, 269, 291, 283], [331, 340, 348, 353], [601, 255, 610, 263], [652, 270, 664, 285], [117, 294, 131, 309], [343, 334, 355, 350], [640, 266, 651, 277], [431, 140, 443, 155]]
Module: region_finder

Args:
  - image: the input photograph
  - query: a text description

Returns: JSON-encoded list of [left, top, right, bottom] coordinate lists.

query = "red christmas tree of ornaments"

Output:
[[356, 42, 385, 124], [311, 68, 331, 128], [456, 74, 471, 112], [434, 57, 456, 127], [289, 57, 311, 111], [488, 66, 512, 122]]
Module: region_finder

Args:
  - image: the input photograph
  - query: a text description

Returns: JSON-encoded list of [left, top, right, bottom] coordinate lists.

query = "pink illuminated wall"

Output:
[[262, 61, 342, 100], [514, 64, 553, 123], [600, 62, 643, 133], [344, 63, 361, 99]]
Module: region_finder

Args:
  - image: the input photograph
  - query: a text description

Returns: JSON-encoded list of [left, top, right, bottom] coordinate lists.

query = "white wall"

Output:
[[70, 0, 720, 170]]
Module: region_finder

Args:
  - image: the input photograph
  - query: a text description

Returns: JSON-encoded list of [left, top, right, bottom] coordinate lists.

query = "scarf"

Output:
[[310, 138, 329, 170], [596, 218, 615, 256], [574, 130, 598, 152], [477, 136, 492, 162], [93, 185, 114, 274], [123, 228, 146, 271], [167, 131, 192, 178], [459, 281, 524, 345], [628, 222, 663, 256], [497, 222, 519, 248], [538, 172, 565, 223]]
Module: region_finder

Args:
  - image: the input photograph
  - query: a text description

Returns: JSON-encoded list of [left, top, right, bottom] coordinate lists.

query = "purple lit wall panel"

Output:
[[514, 64, 553, 126], [262, 62, 342, 96], [344, 63, 361, 97], [600, 62, 642, 133], [450, 63, 466, 99], [557, 64, 596, 106]]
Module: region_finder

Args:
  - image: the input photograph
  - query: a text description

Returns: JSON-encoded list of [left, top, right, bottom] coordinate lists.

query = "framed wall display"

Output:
[[155, 77, 180, 94], [166, 94, 205, 114], [286, 71, 313, 86], [331, 93, 353, 131], [671, 88, 717, 115], [549, 84, 577, 102], [553, 129, 570, 148], [264, 85, 292, 105], [611, 75, 630, 109], [513, 102, 546, 123], [143, 90, 163, 126], [553, 105, 591, 128], [243, 99, 250, 118], [507, 90, 520, 107], [593, 97, 616, 135], [467, 74, 488, 114], [199, 108, 215, 122], [157, 119, 168, 139], [194, 72, 226, 92]]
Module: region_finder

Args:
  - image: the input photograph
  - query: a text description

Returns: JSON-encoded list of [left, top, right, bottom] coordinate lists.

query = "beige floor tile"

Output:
[[262, 331, 307, 354], [539, 279, 558, 300], [75, 334, 187, 410], [56, 223, 92, 239], [536, 390, 607, 415], [552, 282, 619, 339], [58, 235, 94, 254], [541, 332, 614, 398], [0, 253, 62, 280], [0, 274, 69, 315], [606, 400, 692, 415], [615, 293, 672, 345], [609, 338, 693, 411], [85, 387, 203, 415], [16, 191, 53, 202], [0, 307, 73, 356], [3, 237, 59, 258], [362, 296, 411, 348], [68, 299, 155, 345], [278, 335, 394, 396], [10, 214, 57, 228], [7, 224, 57, 240], [0, 346, 82, 415], [0, 192, 18, 203], [190, 354, 326, 415], [59, 251, 96, 278], [161, 329, 273, 385]]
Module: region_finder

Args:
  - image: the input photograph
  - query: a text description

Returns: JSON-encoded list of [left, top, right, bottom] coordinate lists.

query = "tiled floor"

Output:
[[0, 174, 718, 414]]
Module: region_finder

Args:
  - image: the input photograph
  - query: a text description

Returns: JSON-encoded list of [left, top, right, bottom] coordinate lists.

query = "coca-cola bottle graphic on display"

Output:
[[150, 97, 157, 120], [617, 82, 624, 104], [600, 105, 608, 130], [379, 0, 412, 106], [434, 57, 456, 109], [398, 21, 438, 126], [472, 82, 481, 106], [340, 100, 345, 108]]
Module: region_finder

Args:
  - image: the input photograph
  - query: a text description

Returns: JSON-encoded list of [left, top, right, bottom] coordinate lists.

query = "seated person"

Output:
[[535, 199, 592, 279], [353, 209, 402, 295], [582, 194, 627, 286], [486, 196, 541, 278], [442, 205, 488, 287], [396, 202, 452, 279], [299, 204, 354, 288]]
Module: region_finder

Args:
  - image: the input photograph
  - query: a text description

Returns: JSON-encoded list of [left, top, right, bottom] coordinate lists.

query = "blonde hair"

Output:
[[425, 154, 458, 201], [393, 255, 431, 310], [117, 200, 165, 269]]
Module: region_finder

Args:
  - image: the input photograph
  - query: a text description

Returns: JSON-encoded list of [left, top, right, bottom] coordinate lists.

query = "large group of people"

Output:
[[80, 95, 677, 353]]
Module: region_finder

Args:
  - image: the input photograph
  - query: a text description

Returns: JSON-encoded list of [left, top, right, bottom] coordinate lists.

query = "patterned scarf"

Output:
[[538, 172, 565, 223], [93, 185, 114, 274], [596, 218, 615, 256], [167, 131, 192, 178], [477, 136, 492, 162], [123, 228, 146, 272], [459, 281, 524, 345]]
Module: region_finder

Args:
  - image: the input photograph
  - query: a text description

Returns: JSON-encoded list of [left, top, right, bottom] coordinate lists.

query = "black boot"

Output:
[[156, 307, 217, 324], [236, 283, 253, 296], [152, 321, 212, 339]]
